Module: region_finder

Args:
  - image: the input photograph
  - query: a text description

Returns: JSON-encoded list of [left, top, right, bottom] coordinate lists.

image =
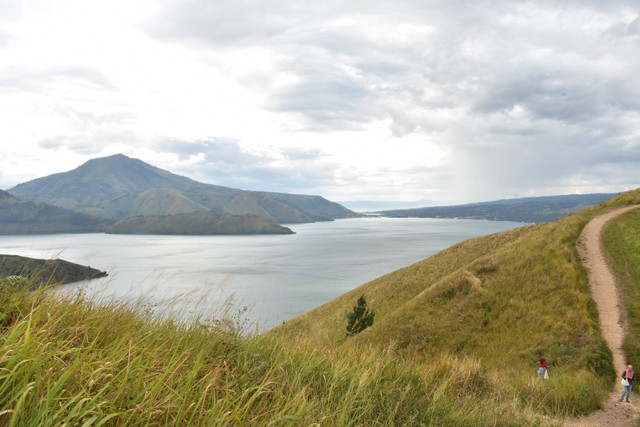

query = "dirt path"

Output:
[[561, 205, 640, 427]]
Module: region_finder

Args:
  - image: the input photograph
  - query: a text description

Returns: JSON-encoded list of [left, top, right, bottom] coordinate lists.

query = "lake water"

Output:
[[0, 217, 523, 331]]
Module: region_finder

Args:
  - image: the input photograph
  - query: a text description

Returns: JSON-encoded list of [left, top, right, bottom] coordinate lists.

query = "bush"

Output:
[[346, 295, 375, 336]]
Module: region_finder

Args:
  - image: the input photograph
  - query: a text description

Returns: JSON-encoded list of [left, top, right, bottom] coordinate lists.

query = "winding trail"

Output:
[[561, 205, 640, 427]]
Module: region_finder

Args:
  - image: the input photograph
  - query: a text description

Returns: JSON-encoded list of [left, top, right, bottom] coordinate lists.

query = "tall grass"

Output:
[[602, 208, 640, 371], [3, 191, 640, 425], [0, 280, 551, 426], [272, 190, 640, 417]]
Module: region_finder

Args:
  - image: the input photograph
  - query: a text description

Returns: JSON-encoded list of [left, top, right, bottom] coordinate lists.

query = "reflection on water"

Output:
[[0, 217, 523, 331]]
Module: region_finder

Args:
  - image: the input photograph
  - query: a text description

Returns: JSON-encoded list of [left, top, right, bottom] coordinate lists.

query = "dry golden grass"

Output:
[[271, 188, 640, 415], [3, 189, 640, 425]]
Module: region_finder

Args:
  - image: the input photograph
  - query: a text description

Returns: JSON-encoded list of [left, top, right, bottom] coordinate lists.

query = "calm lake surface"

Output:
[[0, 217, 523, 331]]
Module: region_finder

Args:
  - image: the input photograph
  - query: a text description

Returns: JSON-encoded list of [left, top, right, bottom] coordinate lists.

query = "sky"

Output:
[[1, 0, 639, 206]]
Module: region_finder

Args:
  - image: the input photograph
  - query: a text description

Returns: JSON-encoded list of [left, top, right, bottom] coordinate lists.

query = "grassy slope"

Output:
[[0, 285, 544, 426], [2, 189, 640, 425], [602, 206, 640, 372], [271, 189, 640, 412]]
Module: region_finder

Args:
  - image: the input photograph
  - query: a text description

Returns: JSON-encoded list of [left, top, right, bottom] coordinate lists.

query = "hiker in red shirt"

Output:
[[538, 357, 548, 380]]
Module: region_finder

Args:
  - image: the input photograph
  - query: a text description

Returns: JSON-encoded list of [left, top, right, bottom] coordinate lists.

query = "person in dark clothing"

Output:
[[621, 364, 635, 402]]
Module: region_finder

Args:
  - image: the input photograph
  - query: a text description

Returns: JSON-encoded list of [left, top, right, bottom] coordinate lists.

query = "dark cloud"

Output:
[[473, 68, 640, 124], [444, 113, 640, 201], [267, 78, 374, 130]]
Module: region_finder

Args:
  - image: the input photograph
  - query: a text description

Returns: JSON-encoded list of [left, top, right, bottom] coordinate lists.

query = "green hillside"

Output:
[[8, 154, 357, 223], [0, 254, 107, 285], [271, 190, 640, 408], [1, 190, 639, 425], [603, 207, 640, 372]]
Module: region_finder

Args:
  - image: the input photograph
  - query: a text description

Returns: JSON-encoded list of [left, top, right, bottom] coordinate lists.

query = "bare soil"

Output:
[[560, 205, 640, 427]]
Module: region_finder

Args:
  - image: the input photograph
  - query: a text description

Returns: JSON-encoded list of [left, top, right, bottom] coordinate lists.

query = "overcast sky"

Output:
[[1, 0, 639, 205]]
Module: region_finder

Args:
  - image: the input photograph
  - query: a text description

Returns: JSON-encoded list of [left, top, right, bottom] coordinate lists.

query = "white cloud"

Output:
[[0, 0, 639, 203]]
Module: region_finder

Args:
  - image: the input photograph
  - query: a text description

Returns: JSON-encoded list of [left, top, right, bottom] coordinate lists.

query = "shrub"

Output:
[[346, 295, 375, 336]]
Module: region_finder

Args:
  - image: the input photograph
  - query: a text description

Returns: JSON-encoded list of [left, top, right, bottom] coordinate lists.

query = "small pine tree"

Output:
[[346, 295, 375, 336]]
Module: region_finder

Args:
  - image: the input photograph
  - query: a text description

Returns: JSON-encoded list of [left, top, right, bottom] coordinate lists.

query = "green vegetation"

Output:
[[346, 295, 375, 336], [0, 282, 544, 426], [272, 189, 640, 417], [602, 208, 640, 370], [2, 189, 640, 425], [0, 254, 107, 286], [105, 211, 294, 235]]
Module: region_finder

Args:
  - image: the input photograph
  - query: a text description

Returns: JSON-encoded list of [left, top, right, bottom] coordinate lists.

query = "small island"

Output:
[[0, 254, 108, 287], [104, 211, 294, 235]]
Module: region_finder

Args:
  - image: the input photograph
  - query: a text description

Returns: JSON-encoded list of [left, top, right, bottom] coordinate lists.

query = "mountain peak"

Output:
[[83, 153, 143, 166], [77, 153, 159, 175], [7, 155, 356, 222]]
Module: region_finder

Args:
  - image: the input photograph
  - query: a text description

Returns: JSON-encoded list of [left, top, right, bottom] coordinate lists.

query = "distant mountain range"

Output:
[[3, 188, 292, 235], [378, 193, 618, 223], [2, 154, 621, 233], [3, 154, 357, 234]]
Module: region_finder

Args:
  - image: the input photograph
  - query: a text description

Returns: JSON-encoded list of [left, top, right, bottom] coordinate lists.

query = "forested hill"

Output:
[[379, 193, 617, 223]]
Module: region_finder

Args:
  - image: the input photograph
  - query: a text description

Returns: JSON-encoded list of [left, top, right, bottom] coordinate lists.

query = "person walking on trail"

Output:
[[620, 364, 635, 403], [538, 356, 548, 380]]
